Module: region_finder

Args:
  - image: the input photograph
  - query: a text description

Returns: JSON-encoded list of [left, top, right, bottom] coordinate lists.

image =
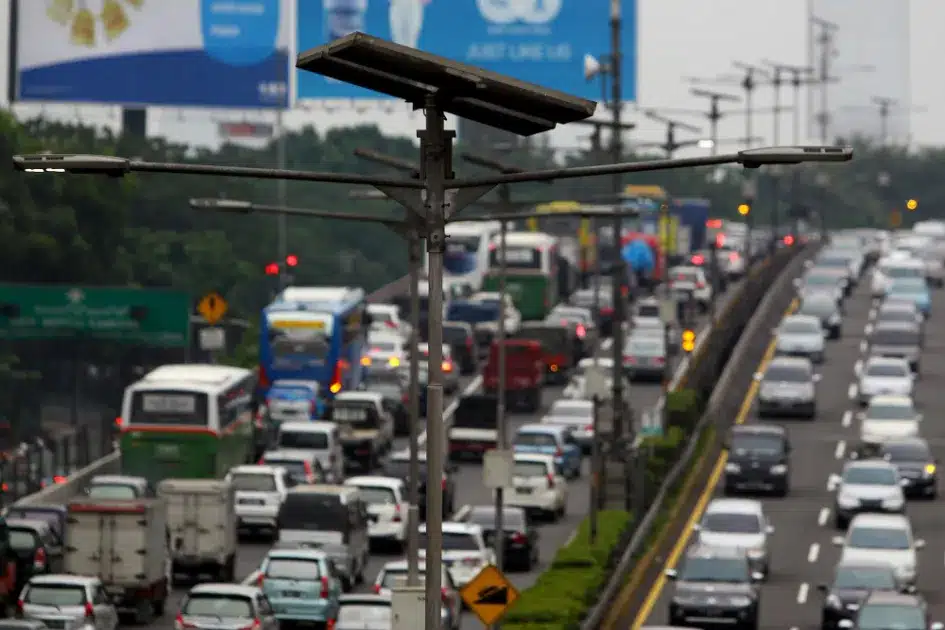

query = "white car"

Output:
[[364, 331, 407, 371], [668, 265, 713, 311], [693, 498, 774, 578], [275, 420, 345, 482], [858, 395, 922, 446], [502, 453, 568, 520], [418, 522, 494, 588], [832, 513, 924, 588], [344, 476, 408, 551], [226, 464, 291, 536], [857, 357, 914, 406], [372, 560, 461, 629], [470, 291, 521, 334], [719, 246, 747, 279], [543, 399, 595, 452], [20, 574, 120, 630], [833, 460, 906, 529], [871, 258, 925, 298], [367, 303, 413, 340]]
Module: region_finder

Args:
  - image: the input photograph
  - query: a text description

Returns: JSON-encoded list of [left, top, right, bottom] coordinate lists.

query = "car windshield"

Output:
[[764, 365, 808, 382], [354, 486, 397, 505], [627, 339, 665, 356], [279, 430, 329, 450], [701, 512, 761, 533], [882, 442, 931, 462], [265, 558, 322, 580], [23, 584, 86, 606], [467, 508, 526, 530], [878, 311, 916, 325], [8, 529, 37, 550], [183, 595, 253, 618], [637, 304, 660, 318], [872, 330, 919, 345], [844, 467, 898, 485], [262, 459, 306, 477], [884, 265, 923, 279], [848, 526, 911, 550], [369, 341, 398, 354], [420, 532, 479, 551], [889, 279, 926, 293], [381, 569, 428, 589], [679, 556, 749, 583], [781, 319, 821, 335], [230, 473, 277, 492], [87, 484, 137, 500], [866, 362, 909, 378], [805, 274, 838, 286], [867, 403, 915, 420], [337, 604, 391, 627], [800, 299, 835, 316], [514, 433, 558, 448], [730, 434, 784, 456], [833, 565, 898, 590], [856, 604, 925, 630], [514, 461, 549, 477]]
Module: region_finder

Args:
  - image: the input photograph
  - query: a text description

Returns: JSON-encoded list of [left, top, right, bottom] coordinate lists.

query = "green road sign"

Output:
[[0, 284, 190, 347]]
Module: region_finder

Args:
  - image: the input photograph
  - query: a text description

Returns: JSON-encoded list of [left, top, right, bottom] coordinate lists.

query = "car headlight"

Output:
[[882, 496, 904, 510], [826, 594, 842, 609], [770, 464, 787, 475], [837, 494, 859, 508], [725, 463, 741, 473], [729, 596, 753, 607], [924, 464, 936, 476], [672, 595, 698, 606]]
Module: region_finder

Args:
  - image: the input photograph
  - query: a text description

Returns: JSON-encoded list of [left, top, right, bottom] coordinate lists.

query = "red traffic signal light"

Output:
[[286, 254, 298, 267], [264, 262, 279, 276]]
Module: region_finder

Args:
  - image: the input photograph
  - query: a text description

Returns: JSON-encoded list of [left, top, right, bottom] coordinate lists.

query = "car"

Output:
[[833, 460, 906, 529], [452, 505, 539, 572], [226, 465, 292, 539], [443, 321, 477, 375], [797, 268, 845, 306], [870, 437, 938, 499], [470, 291, 522, 334], [570, 287, 618, 336], [885, 278, 931, 317], [798, 293, 843, 339], [259, 449, 327, 485], [919, 251, 945, 288], [873, 302, 923, 338], [542, 399, 595, 453], [632, 316, 679, 353], [248, 547, 343, 627], [18, 574, 119, 630], [512, 424, 582, 480], [775, 314, 826, 363], [722, 424, 791, 496], [868, 322, 922, 372], [382, 450, 456, 519], [838, 591, 941, 630], [622, 335, 669, 382], [562, 371, 631, 404], [857, 357, 914, 406], [718, 245, 748, 280], [331, 391, 396, 468], [872, 258, 925, 298], [85, 474, 153, 499], [513, 322, 578, 384], [418, 343, 460, 394], [362, 376, 410, 436], [343, 476, 408, 551], [832, 513, 924, 589], [666, 545, 762, 630], [371, 561, 460, 629], [418, 522, 494, 589], [857, 395, 922, 447], [817, 562, 906, 630], [502, 453, 568, 520], [755, 356, 820, 418], [668, 265, 713, 312], [333, 594, 400, 630], [7, 519, 63, 592], [178, 584, 278, 630], [273, 420, 345, 483], [694, 498, 774, 578], [367, 303, 413, 340], [266, 379, 326, 425], [363, 332, 407, 372], [813, 253, 856, 293], [546, 305, 597, 359]]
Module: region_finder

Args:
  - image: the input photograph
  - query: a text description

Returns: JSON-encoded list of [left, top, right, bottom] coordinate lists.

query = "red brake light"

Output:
[[320, 576, 330, 598], [114, 416, 123, 428], [33, 547, 46, 571], [576, 324, 586, 338], [653, 357, 665, 365], [784, 235, 795, 245], [84, 602, 95, 621], [600, 307, 614, 315], [373, 584, 382, 594], [511, 532, 527, 544], [465, 336, 473, 349], [584, 424, 593, 431], [691, 254, 705, 265], [441, 477, 447, 490], [15, 600, 23, 617], [554, 447, 563, 457], [546, 474, 555, 489], [386, 320, 397, 328], [441, 587, 450, 603], [257, 572, 265, 587], [176, 615, 197, 630], [624, 356, 636, 364], [259, 365, 270, 388], [257, 457, 264, 465], [327, 619, 336, 630], [696, 282, 705, 289], [52, 476, 66, 484], [303, 461, 314, 482], [729, 252, 739, 262], [393, 504, 403, 523]]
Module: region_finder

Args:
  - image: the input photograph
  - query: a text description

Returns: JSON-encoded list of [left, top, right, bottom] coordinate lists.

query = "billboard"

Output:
[[14, 0, 292, 109], [296, 0, 637, 101]]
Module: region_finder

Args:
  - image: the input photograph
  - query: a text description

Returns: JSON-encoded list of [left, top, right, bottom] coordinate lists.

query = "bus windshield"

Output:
[[130, 390, 209, 426], [269, 326, 331, 362], [491, 247, 540, 270]]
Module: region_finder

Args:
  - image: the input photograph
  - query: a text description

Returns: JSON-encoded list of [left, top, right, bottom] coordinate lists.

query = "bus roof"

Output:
[[135, 364, 253, 393], [623, 184, 668, 200], [534, 200, 581, 212], [270, 286, 365, 313], [447, 221, 502, 235], [491, 232, 557, 247]]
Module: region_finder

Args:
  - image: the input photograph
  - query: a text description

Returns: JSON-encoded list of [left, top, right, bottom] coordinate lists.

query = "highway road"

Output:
[[622, 279, 945, 630]]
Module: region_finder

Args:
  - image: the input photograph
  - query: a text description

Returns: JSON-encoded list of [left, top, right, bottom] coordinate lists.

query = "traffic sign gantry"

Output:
[[197, 292, 228, 325], [460, 565, 520, 626]]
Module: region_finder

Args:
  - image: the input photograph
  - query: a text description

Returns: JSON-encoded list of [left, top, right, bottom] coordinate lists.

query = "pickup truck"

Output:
[[329, 391, 394, 472], [483, 339, 545, 412], [448, 394, 499, 461]]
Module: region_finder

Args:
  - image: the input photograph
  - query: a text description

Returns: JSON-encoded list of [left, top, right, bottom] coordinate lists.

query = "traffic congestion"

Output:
[[632, 222, 945, 630], [0, 212, 751, 630]]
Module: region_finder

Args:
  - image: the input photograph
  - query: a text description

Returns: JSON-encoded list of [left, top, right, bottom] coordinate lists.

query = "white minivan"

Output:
[[275, 421, 345, 483]]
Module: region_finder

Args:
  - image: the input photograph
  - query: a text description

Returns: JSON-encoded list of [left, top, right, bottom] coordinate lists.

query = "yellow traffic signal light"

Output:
[[906, 199, 918, 211], [737, 203, 750, 216], [681, 329, 696, 353]]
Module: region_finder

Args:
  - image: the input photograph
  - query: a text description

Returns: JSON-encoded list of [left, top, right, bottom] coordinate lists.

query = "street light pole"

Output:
[[609, 0, 627, 446], [406, 228, 422, 586], [495, 187, 509, 577]]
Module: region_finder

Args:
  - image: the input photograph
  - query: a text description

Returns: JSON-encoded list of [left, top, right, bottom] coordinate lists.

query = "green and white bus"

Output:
[[483, 231, 565, 320], [118, 364, 256, 483]]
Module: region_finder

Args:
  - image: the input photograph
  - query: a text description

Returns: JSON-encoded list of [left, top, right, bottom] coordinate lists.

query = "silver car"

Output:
[[693, 498, 774, 578], [775, 314, 826, 363], [622, 335, 669, 382], [868, 322, 922, 372], [756, 356, 820, 418], [833, 460, 906, 529], [20, 574, 119, 630], [178, 584, 279, 630], [857, 356, 914, 406], [542, 399, 595, 453]]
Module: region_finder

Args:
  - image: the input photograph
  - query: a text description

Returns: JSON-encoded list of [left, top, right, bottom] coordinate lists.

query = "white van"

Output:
[[275, 421, 344, 483]]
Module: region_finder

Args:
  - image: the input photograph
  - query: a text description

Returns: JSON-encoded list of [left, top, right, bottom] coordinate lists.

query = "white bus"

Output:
[[425, 220, 502, 294], [482, 232, 568, 320], [119, 364, 257, 481]]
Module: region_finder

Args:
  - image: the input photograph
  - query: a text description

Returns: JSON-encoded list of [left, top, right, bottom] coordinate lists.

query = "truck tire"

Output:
[[153, 595, 165, 617]]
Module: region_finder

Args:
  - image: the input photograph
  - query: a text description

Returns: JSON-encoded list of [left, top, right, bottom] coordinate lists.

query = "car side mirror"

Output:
[[817, 583, 828, 593], [900, 478, 911, 487], [903, 584, 917, 594], [832, 535, 845, 546], [915, 539, 926, 549], [664, 569, 677, 580]]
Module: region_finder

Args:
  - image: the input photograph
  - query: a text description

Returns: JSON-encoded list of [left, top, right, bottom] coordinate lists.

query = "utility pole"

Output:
[[641, 110, 703, 158], [811, 16, 839, 144], [687, 89, 741, 154], [762, 61, 816, 145]]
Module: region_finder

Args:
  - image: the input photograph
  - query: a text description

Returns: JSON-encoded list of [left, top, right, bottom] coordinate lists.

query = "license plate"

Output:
[[240, 499, 264, 505], [515, 487, 533, 494], [282, 591, 302, 598]]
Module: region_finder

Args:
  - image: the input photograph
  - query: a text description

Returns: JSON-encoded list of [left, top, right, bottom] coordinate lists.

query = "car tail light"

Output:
[[15, 600, 23, 618], [326, 619, 336, 630], [257, 457, 265, 465], [576, 324, 586, 338], [373, 584, 382, 594], [624, 356, 636, 364], [621, 286, 628, 298], [303, 461, 315, 483], [554, 447, 563, 457], [691, 254, 705, 265], [33, 547, 46, 571], [729, 252, 739, 262], [546, 474, 555, 489], [441, 477, 447, 490], [442, 361, 452, 372], [510, 532, 527, 544], [696, 282, 706, 289], [330, 362, 343, 394], [237, 620, 261, 630], [84, 602, 95, 621], [600, 307, 614, 316], [466, 336, 474, 350], [114, 416, 123, 428], [52, 476, 66, 484], [441, 587, 450, 603], [393, 504, 403, 523], [175, 615, 195, 630], [257, 572, 265, 587], [653, 357, 665, 365], [258, 365, 270, 389], [584, 423, 593, 432], [386, 320, 397, 328], [320, 576, 330, 598]]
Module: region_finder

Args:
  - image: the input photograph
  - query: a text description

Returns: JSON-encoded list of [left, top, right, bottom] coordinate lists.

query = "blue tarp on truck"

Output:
[[671, 198, 711, 252]]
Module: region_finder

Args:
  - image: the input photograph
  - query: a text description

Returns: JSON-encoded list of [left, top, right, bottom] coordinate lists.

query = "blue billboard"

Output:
[[15, 0, 291, 109], [296, 0, 637, 101]]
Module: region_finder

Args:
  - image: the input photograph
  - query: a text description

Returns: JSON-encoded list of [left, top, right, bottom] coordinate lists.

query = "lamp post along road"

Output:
[[14, 33, 854, 630], [609, 0, 627, 445]]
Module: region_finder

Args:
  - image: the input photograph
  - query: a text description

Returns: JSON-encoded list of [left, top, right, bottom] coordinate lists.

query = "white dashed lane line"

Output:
[[818, 507, 830, 526], [847, 383, 858, 399], [796, 583, 809, 604], [841, 410, 852, 427], [834, 440, 846, 459], [807, 543, 820, 563]]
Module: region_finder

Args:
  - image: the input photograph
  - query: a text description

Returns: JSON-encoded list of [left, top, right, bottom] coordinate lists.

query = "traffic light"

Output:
[[264, 262, 279, 276], [737, 203, 750, 216], [286, 254, 298, 267], [906, 199, 918, 211], [783, 235, 795, 246], [681, 329, 696, 353]]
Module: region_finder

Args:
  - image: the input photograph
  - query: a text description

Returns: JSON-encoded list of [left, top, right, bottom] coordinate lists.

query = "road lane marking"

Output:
[[818, 507, 830, 526], [835, 441, 846, 459], [869, 308, 876, 320], [864, 323, 873, 335], [827, 474, 840, 492], [848, 383, 857, 399], [841, 410, 852, 427], [808, 543, 820, 563], [417, 375, 483, 447], [797, 583, 809, 604], [859, 340, 868, 353], [854, 360, 862, 376]]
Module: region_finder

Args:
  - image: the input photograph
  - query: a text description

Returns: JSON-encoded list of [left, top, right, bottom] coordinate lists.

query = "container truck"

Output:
[[671, 198, 711, 253]]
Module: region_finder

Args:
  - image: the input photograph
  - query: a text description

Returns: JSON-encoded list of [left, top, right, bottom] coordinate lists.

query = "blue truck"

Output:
[[671, 198, 711, 253]]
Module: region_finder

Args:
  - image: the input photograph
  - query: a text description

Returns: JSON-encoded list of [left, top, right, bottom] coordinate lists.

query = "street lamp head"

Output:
[[697, 139, 715, 149], [13, 153, 130, 176], [189, 198, 254, 213], [737, 146, 853, 169]]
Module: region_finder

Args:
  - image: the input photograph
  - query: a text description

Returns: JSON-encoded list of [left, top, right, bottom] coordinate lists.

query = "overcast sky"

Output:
[[1, 0, 940, 157]]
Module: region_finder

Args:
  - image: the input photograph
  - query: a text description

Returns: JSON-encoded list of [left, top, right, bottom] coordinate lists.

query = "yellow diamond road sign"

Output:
[[198, 292, 228, 325], [460, 564, 519, 627]]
